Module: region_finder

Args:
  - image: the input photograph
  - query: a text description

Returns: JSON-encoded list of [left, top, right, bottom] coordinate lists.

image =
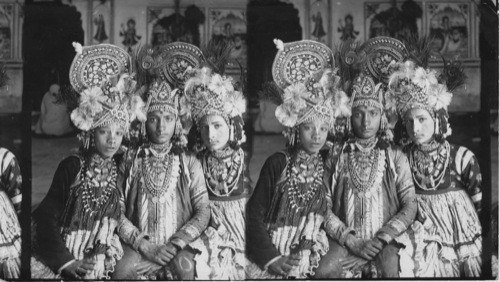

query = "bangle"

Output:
[[170, 241, 182, 252]]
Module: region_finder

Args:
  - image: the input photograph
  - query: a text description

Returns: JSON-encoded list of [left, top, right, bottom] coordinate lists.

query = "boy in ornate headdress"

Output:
[[32, 42, 145, 280], [246, 39, 350, 279], [388, 39, 481, 277], [183, 40, 252, 280], [315, 37, 417, 278], [114, 42, 210, 280]]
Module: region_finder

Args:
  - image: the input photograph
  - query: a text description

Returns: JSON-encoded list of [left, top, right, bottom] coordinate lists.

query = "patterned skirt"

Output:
[[404, 189, 482, 277], [246, 212, 329, 279], [31, 218, 124, 280], [195, 197, 249, 280], [0, 191, 21, 279]]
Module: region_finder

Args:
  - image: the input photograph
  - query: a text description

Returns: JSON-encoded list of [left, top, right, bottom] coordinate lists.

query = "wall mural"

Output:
[[337, 14, 359, 41], [209, 8, 247, 70], [364, 1, 423, 40], [146, 5, 205, 48], [119, 18, 142, 52], [307, 0, 330, 45], [427, 2, 470, 59], [91, 0, 112, 44]]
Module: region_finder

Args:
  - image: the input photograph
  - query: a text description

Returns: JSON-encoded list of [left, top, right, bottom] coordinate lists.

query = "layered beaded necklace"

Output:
[[81, 153, 117, 215], [287, 150, 324, 211], [409, 140, 449, 190], [203, 146, 244, 197], [347, 137, 379, 192], [141, 142, 176, 202]]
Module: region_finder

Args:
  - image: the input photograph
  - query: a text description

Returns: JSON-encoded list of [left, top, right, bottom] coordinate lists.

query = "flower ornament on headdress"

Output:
[[387, 58, 465, 140], [185, 67, 246, 123], [388, 60, 453, 116], [266, 39, 350, 144], [69, 42, 146, 135], [184, 39, 248, 147]]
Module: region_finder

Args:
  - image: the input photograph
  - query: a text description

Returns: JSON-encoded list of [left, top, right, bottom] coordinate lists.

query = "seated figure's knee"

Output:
[[376, 243, 400, 278], [170, 247, 197, 280], [314, 239, 348, 279], [112, 245, 140, 279]]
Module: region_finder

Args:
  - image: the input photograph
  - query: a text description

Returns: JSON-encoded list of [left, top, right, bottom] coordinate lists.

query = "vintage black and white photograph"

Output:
[[0, 0, 497, 280]]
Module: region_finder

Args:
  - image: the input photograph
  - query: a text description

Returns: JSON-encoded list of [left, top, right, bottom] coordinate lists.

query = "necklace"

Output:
[[410, 141, 450, 190], [141, 144, 177, 200], [418, 140, 440, 152], [203, 148, 244, 196], [81, 154, 117, 214], [287, 150, 324, 211], [211, 146, 234, 159], [347, 145, 380, 192], [354, 136, 377, 149]]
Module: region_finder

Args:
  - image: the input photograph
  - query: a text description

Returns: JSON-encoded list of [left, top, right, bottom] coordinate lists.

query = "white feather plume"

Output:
[[72, 42, 83, 54], [273, 39, 284, 51]]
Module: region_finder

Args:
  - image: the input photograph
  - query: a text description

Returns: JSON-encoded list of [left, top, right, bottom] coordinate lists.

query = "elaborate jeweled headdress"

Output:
[[337, 37, 407, 142], [184, 40, 247, 147], [388, 61, 452, 116], [269, 39, 350, 138], [350, 74, 385, 110], [136, 42, 205, 148], [184, 67, 246, 124], [387, 36, 466, 140], [69, 42, 145, 135]]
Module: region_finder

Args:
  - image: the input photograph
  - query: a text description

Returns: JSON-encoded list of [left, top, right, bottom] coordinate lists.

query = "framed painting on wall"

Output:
[[307, 0, 331, 46], [364, 1, 423, 41], [426, 2, 471, 60], [90, 0, 113, 44], [208, 8, 247, 70], [146, 6, 204, 48]]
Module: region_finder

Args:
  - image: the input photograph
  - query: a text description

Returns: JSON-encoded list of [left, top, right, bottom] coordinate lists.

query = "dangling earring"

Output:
[[434, 117, 440, 136], [174, 118, 182, 136], [380, 114, 388, 132], [141, 122, 147, 142], [229, 119, 235, 142], [287, 127, 296, 148], [294, 128, 300, 146], [90, 133, 96, 150]]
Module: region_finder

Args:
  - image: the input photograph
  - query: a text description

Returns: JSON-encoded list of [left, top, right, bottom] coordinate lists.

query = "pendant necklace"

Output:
[[287, 150, 324, 211], [203, 147, 244, 197], [81, 154, 117, 216]]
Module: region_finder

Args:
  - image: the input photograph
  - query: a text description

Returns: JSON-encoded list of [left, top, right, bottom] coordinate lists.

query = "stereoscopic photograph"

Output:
[[0, 0, 497, 280]]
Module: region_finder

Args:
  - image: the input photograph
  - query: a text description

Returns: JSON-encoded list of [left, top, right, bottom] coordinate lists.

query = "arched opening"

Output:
[[247, 0, 302, 109], [23, 1, 84, 111]]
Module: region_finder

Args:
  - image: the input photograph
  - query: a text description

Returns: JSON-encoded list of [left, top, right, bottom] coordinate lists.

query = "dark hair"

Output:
[[345, 14, 353, 21], [127, 19, 136, 25]]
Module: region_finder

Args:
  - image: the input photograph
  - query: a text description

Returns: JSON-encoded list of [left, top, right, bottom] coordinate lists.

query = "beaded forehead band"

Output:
[[145, 80, 179, 115]]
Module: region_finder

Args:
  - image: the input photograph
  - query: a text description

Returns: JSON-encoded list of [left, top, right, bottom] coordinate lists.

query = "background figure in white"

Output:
[[34, 84, 74, 137]]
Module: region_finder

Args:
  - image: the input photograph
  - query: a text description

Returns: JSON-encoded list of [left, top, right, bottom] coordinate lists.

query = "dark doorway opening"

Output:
[[247, 0, 302, 109], [23, 1, 84, 112]]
